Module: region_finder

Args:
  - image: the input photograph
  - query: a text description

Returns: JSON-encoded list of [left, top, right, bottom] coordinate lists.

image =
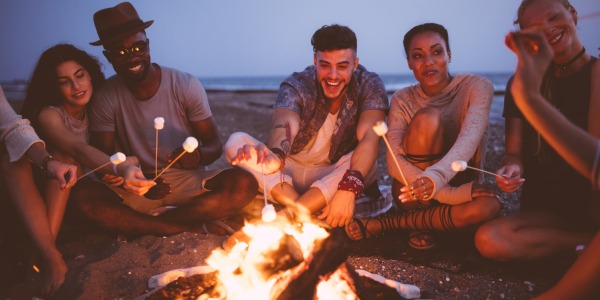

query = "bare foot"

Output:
[[408, 231, 436, 250], [38, 248, 67, 297]]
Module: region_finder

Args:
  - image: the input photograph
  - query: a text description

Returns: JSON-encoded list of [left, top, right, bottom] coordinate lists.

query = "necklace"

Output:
[[552, 47, 586, 77]]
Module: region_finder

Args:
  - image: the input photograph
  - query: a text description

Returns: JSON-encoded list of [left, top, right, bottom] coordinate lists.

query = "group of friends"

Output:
[[0, 0, 598, 298]]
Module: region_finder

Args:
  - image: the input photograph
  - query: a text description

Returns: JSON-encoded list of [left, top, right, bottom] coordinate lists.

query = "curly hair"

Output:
[[311, 24, 357, 53], [21, 44, 105, 130], [403, 23, 450, 59]]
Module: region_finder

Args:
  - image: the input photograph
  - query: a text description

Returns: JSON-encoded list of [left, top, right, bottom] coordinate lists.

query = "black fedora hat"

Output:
[[90, 2, 154, 46]]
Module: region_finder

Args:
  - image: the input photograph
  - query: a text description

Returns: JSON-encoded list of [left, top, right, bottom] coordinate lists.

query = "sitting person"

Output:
[[475, 0, 599, 263], [3, 44, 153, 297], [496, 24, 599, 300], [74, 2, 257, 236], [345, 23, 501, 250], [225, 24, 388, 227], [1, 85, 77, 297]]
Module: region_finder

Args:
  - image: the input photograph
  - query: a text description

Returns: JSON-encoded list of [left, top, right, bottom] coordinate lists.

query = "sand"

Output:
[[0, 91, 570, 299]]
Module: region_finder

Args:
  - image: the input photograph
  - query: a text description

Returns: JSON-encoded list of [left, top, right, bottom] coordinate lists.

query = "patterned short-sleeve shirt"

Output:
[[274, 64, 388, 163]]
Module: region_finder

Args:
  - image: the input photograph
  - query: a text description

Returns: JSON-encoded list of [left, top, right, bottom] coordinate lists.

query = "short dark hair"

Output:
[[403, 23, 450, 58], [311, 24, 357, 53], [21, 44, 105, 130]]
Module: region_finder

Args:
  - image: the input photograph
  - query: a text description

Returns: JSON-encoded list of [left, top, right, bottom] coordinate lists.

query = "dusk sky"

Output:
[[0, 0, 599, 81]]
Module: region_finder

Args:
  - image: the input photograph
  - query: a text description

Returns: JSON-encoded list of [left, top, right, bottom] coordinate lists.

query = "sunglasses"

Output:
[[104, 40, 149, 60]]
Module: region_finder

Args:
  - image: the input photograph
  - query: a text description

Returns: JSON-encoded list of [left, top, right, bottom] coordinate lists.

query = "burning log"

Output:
[[144, 219, 420, 299], [270, 228, 351, 300]]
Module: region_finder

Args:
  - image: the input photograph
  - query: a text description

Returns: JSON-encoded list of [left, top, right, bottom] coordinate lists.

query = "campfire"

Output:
[[145, 211, 420, 299]]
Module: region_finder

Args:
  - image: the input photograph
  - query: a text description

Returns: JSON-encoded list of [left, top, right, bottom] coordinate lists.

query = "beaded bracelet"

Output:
[[40, 155, 57, 175], [337, 169, 365, 197]]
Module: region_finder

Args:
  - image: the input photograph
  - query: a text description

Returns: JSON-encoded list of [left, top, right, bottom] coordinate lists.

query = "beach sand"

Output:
[[0, 91, 570, 299]]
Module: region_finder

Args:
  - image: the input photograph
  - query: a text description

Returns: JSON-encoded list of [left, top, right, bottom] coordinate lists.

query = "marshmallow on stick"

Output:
[[373, 121, 409, 187], [451, 160, 504, 178], [154, 137, 198, 180], [154, 117, 165, 177], [77, 152, 126, 180], [261, 164, 276, 222]]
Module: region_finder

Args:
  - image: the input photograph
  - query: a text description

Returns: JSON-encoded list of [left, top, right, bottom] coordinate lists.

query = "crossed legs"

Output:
[[69, 167, 257, 237], [346, 107, 501, 242], [474, 211, 595, 261]]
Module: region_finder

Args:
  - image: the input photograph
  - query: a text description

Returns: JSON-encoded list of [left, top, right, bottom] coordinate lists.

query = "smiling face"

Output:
[[313, 48, 358, 103], [519, 0, 580, 59], [103, 31, 151, 83], [56, 60, 93, 108], [407, 31, 451, 96]]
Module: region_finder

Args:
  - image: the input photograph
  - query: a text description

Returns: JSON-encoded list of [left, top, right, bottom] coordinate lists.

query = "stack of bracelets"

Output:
[[338, 169, 365, 197]]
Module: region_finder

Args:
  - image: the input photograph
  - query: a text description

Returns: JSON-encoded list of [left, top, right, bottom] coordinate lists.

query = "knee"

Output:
[[220, 168, 258, 205], [474, 221, 513, 261], [411, 107, 442, 132], [476, 196, 502, 220]]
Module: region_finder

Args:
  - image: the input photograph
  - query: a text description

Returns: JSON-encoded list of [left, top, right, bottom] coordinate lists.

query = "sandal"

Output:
[[408, 230, 436, 250], [345, 216, 396, 241]]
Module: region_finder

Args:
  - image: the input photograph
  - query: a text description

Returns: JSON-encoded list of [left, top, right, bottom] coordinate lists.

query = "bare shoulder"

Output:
[[37, 107, 63, 126]]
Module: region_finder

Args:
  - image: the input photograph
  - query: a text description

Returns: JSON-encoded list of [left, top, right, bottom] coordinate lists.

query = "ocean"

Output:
[[1, 72, 511, 123], [196, 72, 512, 94]]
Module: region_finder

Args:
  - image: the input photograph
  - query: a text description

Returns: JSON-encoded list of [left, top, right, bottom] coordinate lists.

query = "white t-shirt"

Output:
[[89, 66, 212, 172]]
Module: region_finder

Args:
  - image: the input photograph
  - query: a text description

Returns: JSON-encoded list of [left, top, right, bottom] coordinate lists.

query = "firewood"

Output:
[[271, 228, 350, 300]]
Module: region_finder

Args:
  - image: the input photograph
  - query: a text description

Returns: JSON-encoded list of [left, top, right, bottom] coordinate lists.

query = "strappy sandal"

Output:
[[408, 230, 436, 250], [345, 215, 396, 241]]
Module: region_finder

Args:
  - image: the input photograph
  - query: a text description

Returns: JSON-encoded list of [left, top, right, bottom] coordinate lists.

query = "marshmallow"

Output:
[[451, 160, 468, 172], [154, 117, 165, 130], [372, 121, 389, 136], [261, 204, 277, 222], [110, 152, 126, 164], [182, 137, 199, 153]]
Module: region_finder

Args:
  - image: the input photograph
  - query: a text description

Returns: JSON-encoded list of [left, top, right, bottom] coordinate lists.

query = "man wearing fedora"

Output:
[[72, 2, 257, 236]]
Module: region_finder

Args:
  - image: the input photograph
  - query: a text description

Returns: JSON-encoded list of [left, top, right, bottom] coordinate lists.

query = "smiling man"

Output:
[[225, 24, 388, 228], [72, 2, 257, 237]]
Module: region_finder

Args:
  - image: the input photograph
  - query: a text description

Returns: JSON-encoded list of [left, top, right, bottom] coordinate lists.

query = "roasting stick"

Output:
[[77, 152, 126, 181], [154, 137, 198, 181], [154, 117, 165, 178], [451, 160, 504, 179], [373, 121, 409, 187], [261, 163, 276, 222]]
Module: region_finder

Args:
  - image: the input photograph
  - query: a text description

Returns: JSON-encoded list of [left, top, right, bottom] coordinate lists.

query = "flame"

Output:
[[316, 270, 359, 300], [206, 213, 348, 299]]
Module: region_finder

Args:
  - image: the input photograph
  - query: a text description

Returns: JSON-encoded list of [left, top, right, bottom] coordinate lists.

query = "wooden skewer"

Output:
[[154, 150, 186, 181], [77, 161, 112, 181], [373, 121, 409, 187]]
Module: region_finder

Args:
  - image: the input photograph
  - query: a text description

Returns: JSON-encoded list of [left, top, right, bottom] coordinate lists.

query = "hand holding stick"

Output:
[[77, 152, 126, 181], [154, 137, 198, 181], [373, 121, 409, 187]]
